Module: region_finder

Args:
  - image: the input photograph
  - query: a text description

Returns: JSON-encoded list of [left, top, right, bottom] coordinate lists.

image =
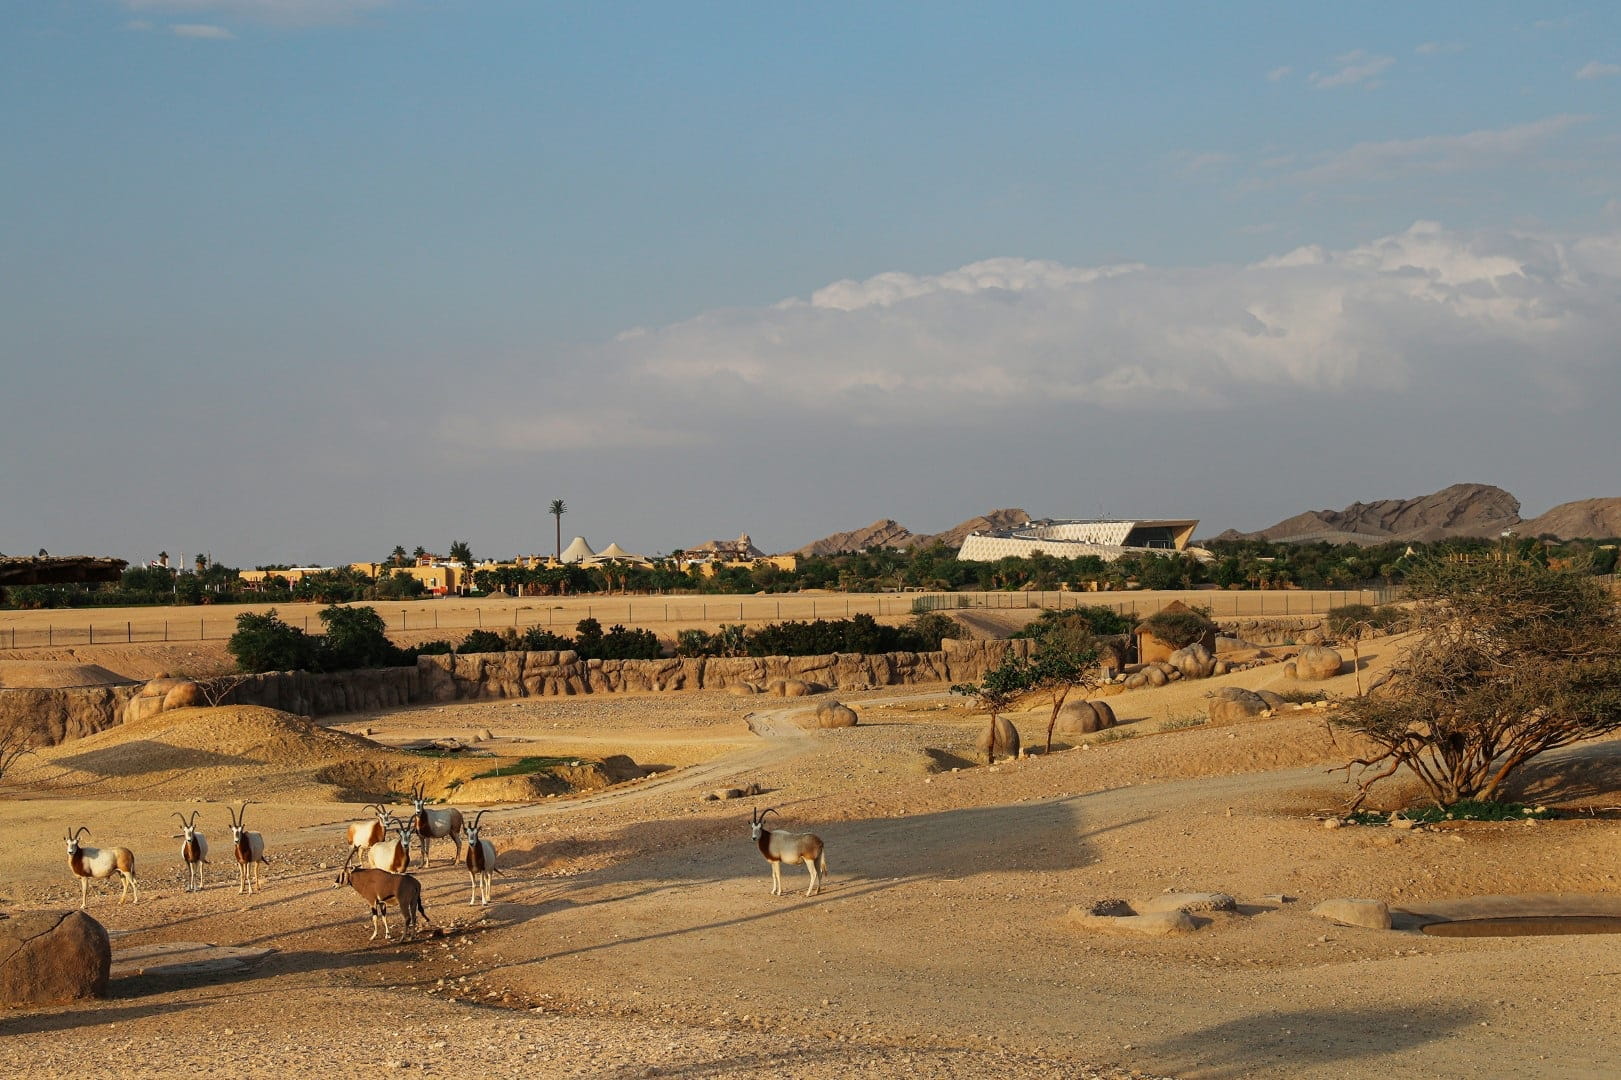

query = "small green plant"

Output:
[[471, 755, 578, 780], [1159, 715, 1207, 733], [1092, 728, 1137, 744], [1344, 801, 1554, 826]]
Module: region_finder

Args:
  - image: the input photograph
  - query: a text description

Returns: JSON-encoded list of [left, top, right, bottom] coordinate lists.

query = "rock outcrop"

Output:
[[1207, 687, 1270, 725], [0, 911, 111, 1006], [1053, 699, 1117, 735], [1290, 645, 1345, 681], [802, 701, 859, 728]]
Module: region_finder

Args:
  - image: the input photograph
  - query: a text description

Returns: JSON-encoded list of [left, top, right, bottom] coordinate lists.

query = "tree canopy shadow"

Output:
[[1145, 1002, 1484, 1079]]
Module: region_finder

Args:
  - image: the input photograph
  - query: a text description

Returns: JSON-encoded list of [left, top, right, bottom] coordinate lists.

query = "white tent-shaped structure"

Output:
[[586, 541, 651, 568], [559, 536, 596, 564]]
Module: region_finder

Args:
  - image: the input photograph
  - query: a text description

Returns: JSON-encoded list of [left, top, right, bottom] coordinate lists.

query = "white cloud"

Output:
[[1283, 115, 1585, 185], [1415, 41, 1465, 55], [1576, 61, 1621, 80], [121, 1, 391, 26], [171, 23, 234, 39], [1309, 50, 1395, 89], [434, 222, 1621, 454], [1266, 66, 1292, 82]]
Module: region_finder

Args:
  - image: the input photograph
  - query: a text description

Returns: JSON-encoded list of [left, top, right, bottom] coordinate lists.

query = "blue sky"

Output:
[[4, 2, 1619, 565]]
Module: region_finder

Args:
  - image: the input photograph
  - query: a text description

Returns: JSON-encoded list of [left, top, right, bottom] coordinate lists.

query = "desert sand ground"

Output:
[[1, 631, 1619, 1079]]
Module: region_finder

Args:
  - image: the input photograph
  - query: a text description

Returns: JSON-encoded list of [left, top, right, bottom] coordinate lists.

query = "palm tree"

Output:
[[449, 540, 473, 566], [390, 545, 408, 567], [549, 499, 568, 561]]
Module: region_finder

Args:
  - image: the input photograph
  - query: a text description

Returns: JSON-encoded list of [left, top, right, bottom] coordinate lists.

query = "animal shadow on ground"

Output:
[[1147, 1002, 1485, 1079], [0, 999, 207, 1036]]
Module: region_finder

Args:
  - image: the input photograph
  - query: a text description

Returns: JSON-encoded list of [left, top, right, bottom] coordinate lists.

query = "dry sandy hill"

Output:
[[1217, 483, 1523, 545], [0, 659, 134, 688], [1521, 497, 1621, 540], [7, 704, 424, 799], [797, 508, 1028, 556]]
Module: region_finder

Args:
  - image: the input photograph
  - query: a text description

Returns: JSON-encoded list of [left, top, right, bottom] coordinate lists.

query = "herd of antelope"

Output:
[[64, 781, 829, 942]]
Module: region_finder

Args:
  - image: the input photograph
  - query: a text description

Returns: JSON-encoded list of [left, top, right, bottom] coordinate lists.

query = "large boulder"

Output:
[[1292, 646, 1345, 681], [1168, 643, 1216, 680], [802, 701, 859, 728], [975, 715, 1021, 762], [1207, 686, 1270, 725], [1054, 699, 1117, 735], [766, 678, 815, 698], [0, 911, 111, 1006]]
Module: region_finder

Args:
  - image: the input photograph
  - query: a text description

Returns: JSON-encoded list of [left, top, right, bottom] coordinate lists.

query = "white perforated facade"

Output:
[[955, 518, 1198, 563]]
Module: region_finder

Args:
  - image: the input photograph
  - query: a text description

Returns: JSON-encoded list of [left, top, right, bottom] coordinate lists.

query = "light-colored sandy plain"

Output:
[[1, 623, 1618, 1079]]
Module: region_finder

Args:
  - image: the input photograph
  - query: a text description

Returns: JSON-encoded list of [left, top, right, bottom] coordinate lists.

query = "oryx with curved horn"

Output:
[[66, 826, 138, 909], [173, 810, 210, 892], [408, 783, 464, 866], [462, 809, 497, 906], [226, 802, 270, 894], [749, 807, 827, 897], [345, 803, 391, 866]]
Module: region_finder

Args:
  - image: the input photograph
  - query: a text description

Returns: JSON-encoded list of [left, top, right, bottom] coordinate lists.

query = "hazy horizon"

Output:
[[5, 3, 1619, 566]]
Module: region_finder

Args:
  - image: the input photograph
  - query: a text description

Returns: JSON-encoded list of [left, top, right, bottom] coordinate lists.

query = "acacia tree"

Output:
[[1024, 617, 1101, 754], [952, 653, 1033, 764], [1332, 557, 1621, 809]]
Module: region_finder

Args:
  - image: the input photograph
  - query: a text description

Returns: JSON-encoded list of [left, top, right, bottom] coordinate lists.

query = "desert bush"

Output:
[[1333, 557, 1621, 809], [458, 629, 508, 654], [228, 609, 321, 673], [1139, 605, 1217, 649]]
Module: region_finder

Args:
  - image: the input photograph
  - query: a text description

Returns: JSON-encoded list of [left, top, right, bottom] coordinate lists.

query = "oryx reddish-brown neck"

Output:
[[756, 829, 778, 861]]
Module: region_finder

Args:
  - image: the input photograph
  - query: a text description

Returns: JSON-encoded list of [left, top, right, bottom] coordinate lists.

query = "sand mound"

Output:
[[0, 660, 134, 688], [9, 705, 408, 799]]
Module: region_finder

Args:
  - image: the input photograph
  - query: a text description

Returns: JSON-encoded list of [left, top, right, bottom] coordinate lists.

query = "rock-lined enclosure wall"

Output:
[[0, 685, 141, 747], [1, 639, 1027, 746]]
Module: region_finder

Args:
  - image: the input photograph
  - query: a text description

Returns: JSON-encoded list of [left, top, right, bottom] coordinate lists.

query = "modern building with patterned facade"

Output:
[[955, 518, 1199, 563]]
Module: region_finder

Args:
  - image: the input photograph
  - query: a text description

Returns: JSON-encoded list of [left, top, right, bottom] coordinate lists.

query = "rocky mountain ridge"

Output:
[[1217, 484, 1621, 545], [795, 508, 1028, 557]]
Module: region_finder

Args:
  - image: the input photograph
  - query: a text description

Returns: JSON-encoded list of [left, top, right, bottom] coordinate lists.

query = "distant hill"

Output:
[[1522, 499, 1621, 541], [1215, 484, 1621, 545], [796, 509, 1028, 557]]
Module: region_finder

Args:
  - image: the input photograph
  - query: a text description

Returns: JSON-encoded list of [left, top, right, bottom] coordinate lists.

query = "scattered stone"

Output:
[[801, 701, 858, 729], [1312, 898, 1392, 930], [1065, 907, 1201, 936], [1082, 899, 1135, 917]]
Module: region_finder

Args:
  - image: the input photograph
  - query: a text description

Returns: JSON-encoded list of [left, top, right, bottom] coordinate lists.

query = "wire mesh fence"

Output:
[[0, 587, 1400, 650]]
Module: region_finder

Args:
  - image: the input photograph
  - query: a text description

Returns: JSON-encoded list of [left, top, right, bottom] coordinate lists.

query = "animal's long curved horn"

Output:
[[472, 809, 488, 829], [226, 805, 240, 829], [759, 808, 778, 823], [189, 810, 201, 828], [73, 826, 90, 841], [173, 812, 190, 828]]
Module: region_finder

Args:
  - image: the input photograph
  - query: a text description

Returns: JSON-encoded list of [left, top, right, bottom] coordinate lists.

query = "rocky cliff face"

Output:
[[1221, 484, 1523, 544], [796, 508, 1029, 555]]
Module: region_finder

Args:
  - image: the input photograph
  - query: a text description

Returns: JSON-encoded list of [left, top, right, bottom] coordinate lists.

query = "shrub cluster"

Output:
[[676, 612, 958, 658], [227, 606, 416, 674]]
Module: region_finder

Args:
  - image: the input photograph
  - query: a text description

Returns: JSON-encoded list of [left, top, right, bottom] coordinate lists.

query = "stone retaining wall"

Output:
[[1, 640, 1026, 746]]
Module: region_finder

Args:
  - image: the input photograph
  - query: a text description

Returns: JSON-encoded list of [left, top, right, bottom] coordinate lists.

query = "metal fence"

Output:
[[0, 587, 1401, 650]]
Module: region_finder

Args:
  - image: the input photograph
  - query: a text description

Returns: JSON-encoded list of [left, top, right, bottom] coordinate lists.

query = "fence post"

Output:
[[127, 621, 131, 643], [164, 620, 168, 642], [200, 618, 204, 640]]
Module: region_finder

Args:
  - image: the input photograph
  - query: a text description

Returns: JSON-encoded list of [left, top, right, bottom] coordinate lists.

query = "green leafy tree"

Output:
[[318, 604, 407, 670], [1333, 557, 1621, 809], [448, 540, 474, 566], [228, 610, 320, 673], [952, 654, 1035, 764]]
